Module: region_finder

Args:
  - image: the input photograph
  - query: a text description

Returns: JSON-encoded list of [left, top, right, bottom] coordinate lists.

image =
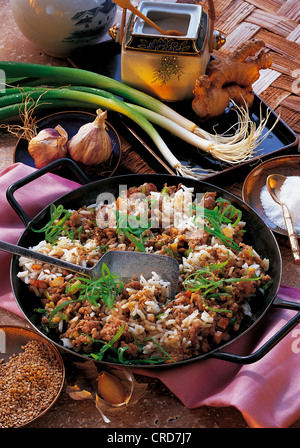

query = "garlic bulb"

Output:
[[28, 125, 68, 169], [68, 109, 113, 166]]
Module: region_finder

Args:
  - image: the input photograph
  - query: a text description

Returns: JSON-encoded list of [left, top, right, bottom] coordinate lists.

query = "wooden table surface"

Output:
[[0, 0, 300, 430]]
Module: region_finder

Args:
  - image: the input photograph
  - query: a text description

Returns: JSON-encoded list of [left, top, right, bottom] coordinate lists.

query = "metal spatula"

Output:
[[0, 240, 180, 297]]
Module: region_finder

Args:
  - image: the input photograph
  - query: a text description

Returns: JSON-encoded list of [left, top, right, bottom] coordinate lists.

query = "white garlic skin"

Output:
[[68, 109, 113, 166], [28, 124, 68, 169]]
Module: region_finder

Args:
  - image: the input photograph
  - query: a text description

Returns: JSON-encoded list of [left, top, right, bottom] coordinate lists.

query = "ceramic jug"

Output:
[[10, 0, 117, 58]]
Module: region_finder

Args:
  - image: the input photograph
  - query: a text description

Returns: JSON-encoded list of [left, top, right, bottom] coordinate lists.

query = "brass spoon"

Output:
[[113, 0, 185, 36], [267, 174, 300, 265]]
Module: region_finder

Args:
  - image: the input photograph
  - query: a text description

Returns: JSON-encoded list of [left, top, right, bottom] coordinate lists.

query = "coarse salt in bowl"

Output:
[[260, 176, 300, 234]]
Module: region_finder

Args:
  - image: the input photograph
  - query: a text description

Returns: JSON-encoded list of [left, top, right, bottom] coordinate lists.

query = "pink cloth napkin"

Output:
[[0, 163, 80, 315], [1, 163, 300, 428], [136, 284, 300, 428]]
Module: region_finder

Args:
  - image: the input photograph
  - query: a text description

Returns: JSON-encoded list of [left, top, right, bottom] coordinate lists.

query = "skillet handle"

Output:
[[210, 297, 300, 364], [6, 158, 90, 227]]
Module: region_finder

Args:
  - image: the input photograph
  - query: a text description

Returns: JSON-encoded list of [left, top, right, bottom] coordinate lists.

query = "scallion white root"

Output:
[[0, 62, 279, 171], [0, 86, 213, 179], [127, 101, 278, 165]]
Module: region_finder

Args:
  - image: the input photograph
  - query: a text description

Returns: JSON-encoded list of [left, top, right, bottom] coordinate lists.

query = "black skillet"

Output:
[[6, 158, 300, 368]]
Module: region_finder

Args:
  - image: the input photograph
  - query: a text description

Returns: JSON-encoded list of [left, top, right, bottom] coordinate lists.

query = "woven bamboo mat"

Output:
[[189, 0, 300, 145]]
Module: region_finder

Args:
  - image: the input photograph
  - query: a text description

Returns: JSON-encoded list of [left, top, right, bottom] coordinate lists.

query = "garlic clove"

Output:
[[68, 109, 113, 166], [97, 371, 127, 405], [28, 124, 68, 169]]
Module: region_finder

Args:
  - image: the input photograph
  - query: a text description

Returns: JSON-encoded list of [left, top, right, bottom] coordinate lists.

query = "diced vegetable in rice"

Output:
[[17, 183, 272, 365]]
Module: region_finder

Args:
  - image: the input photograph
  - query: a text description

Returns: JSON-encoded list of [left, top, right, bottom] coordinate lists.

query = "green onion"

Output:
[[203, 222, 241, 251], [184, 256, 262, 314], [89, 321, 176, 365], [0, 61, 276, 169], [48, 262, 123, 321], [216, 197, 242, 227], [31, 203, 83, 244], [126, 103, 257, 165], [115, 209, 151, 252], [192, 200, 242, 251], [261, 279, 273, 291], [117, 346, 129, 364], [207, 292, 232, 300], [48, 297, 81, 320], [31, 203, 77, 244], [119, 356, 170, 365], [90, 323, 125, 362], [202, 296, 233, 315], [65, 263, 124, 309], [122, 230, 146, 252], [114, 336, 175, 365], [206, 253, 231, 272], [1, 61, 197, 129], [143, 336, 176, 363]]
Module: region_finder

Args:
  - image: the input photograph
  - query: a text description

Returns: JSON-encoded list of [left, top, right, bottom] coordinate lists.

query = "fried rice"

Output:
[[17, 182, 271, 365]]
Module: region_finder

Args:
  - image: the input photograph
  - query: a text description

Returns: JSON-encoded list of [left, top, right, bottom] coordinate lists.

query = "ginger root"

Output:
[[192, 39, 272, 120]]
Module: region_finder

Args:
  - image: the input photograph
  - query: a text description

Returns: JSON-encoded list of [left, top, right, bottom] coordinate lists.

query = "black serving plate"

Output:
[[68, 40, 299, 187], [117, 95, 299, 187]]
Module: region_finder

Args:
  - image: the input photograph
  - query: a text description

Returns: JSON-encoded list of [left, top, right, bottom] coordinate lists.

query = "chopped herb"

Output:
[[31, 203, 83, 245], [48, 263, 123, 322], [90, 323, 125, 361], [115, 209, 151, 252], [184, 255, 262, 314], [192, 198, 243, 252], [66, 262, 124, 309]]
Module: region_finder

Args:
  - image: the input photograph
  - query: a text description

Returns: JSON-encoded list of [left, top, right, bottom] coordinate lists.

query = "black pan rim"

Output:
[[9, 172, 282, 368]]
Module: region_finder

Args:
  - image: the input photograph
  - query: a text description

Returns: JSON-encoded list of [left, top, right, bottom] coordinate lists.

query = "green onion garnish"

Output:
[[31, 203, 82, 244], [90, 323, 125, 362], [48, 262, 123, 322], [115, 209, 151, 252], [192, 198, 242, 252], [66, 262, 124, 309], [184, 255, 262, 313]]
